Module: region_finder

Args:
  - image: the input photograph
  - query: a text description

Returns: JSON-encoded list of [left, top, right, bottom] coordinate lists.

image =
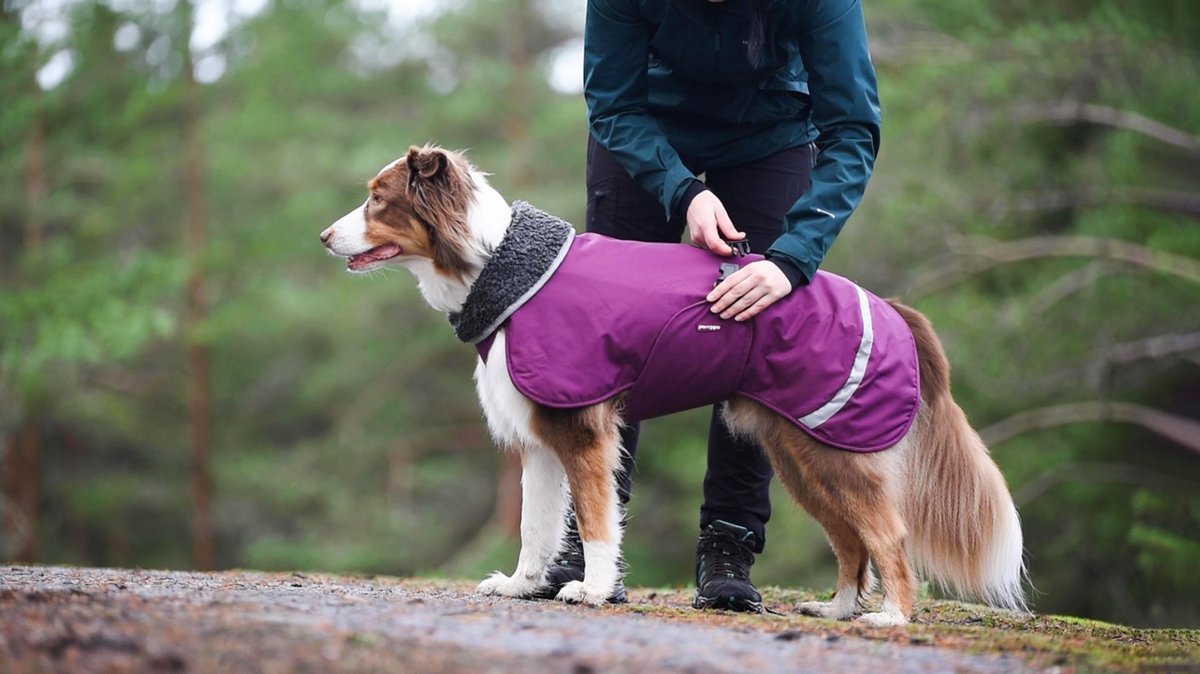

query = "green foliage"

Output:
[[1, 0, 1196, 629], [1, 253, 179, 382], [1130, 491, 1200, 593]]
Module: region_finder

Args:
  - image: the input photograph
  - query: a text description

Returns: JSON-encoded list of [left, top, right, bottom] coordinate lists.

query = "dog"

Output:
[[320, 145, 1028, 626]]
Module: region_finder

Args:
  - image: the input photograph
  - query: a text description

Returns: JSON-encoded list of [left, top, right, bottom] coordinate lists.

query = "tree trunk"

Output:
[[504, 0, 533, 191], [491, 0, 535, 540], [3, 423, 41, 562], [65, 432, 89, 559], [2, 87, 49, 563], [25, 99, 47, 252], [181, 0, 214, 571]]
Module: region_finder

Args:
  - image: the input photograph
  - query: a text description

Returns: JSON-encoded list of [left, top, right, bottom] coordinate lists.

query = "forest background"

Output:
[[1, 0, 1197, 629]]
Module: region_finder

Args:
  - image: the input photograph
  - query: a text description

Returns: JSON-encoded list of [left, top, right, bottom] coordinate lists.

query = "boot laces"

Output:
[[697, 529, 755, 582]]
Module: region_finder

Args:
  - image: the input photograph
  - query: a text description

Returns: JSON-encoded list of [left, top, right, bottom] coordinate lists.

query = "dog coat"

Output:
[[450, 202, 920, 452]]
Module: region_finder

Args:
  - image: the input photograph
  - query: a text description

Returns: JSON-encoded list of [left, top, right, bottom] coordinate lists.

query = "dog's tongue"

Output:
[[349, 244, 401, 269]]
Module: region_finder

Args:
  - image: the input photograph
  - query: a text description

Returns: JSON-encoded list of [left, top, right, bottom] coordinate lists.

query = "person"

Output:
[[542, 0, 881, 612]]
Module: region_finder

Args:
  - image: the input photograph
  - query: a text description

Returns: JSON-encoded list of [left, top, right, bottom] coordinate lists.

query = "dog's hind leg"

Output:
[[476, 445, 568, 599], [725, 399, 910, 624], [785, 452, 878, 619], [776, 445, 873, 619], [853, 512, 915, 626], [740, 411, 870, 619], [820, 454, 915, 627], [784, 433, 913, 625], [531, 402, 624, 606], [789, 440, 914, 625], [796, 511, 872, 620]]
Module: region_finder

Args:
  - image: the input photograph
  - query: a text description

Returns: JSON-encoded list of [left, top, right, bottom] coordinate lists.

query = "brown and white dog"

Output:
[[320, 145, 1028, 626]]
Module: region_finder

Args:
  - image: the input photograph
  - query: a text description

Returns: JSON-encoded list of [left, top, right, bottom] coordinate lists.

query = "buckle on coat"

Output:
[[716, 262, 740, 286], [715, 238, 749, 286]]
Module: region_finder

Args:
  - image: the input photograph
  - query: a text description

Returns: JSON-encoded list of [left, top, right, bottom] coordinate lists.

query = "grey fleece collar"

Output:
[[448, 201, 576, 344]]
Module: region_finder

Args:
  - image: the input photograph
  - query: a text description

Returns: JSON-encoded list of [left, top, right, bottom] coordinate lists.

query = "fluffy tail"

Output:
[[889, 300, 1029, 612]]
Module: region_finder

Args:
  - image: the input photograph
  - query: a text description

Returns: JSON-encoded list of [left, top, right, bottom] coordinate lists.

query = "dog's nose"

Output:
[[319, 227, 333, 246]]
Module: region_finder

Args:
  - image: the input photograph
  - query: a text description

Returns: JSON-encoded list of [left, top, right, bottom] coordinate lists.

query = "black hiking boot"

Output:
[[532, 513, 628, 604], [692, 519, 763, 613]]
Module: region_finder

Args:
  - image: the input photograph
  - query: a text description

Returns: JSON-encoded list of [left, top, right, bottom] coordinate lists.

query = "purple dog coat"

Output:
[[457, 203, 920, 453]]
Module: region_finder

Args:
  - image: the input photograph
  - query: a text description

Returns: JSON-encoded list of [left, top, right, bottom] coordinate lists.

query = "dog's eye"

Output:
[[370, 193, 382, 204]]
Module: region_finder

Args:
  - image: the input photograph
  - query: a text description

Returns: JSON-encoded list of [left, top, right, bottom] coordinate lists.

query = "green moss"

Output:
[[618, 585, 1199, 672], [386, 578, 1199, 672]]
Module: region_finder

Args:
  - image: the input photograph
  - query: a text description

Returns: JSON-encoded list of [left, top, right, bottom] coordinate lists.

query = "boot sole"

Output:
[[692, 594, 764, 613]]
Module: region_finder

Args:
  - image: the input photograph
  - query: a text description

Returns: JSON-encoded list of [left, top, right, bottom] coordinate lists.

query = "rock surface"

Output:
[[0, 565, 1178, 673]]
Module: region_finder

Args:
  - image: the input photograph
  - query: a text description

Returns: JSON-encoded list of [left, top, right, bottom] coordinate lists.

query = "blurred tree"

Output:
[[1, 2, 45, 563], [178, 0, 214, 571], [1, 0, 187, 566]]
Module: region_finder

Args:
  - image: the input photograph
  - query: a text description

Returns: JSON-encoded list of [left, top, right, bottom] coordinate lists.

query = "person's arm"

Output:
[[763, 0, 881, 286], [584, 0, 705, 222], [710, 0, 880, 321]]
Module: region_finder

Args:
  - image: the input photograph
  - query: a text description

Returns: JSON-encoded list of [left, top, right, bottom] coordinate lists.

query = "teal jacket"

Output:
[[583, 0, 881, 284]]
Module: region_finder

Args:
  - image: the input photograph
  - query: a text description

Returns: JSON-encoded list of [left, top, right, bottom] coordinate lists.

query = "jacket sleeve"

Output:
[[584, 0, 697, 219], [765, 0, 881, 285]]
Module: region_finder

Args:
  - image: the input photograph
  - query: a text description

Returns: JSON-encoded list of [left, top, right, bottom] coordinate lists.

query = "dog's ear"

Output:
[[407, 146, 449, 189], [400, 144, 476, 280]]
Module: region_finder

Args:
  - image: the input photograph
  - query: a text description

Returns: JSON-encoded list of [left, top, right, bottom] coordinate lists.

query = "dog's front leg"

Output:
[[557, 473, 622, 606], [522, 402, 623, 607], [555, 434, 623, 605], [476, 445, 568, 599]]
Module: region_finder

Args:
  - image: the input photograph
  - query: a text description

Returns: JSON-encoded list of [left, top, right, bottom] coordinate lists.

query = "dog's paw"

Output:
[[856, 610, 908, 627], [555, 580, 609, 607], [476, 571, 539, 599], [797, 600, 831, 617], [797, 600, 858, 620], [475, 571, 512, 596]]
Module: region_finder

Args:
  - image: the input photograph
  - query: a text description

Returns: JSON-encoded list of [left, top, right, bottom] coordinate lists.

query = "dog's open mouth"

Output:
[[348, 244, 402, 271]]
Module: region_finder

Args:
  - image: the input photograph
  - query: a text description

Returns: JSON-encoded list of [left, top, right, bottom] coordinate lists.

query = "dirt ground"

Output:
[[1, 566, 1196, 674]]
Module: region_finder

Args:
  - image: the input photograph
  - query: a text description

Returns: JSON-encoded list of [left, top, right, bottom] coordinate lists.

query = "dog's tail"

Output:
[[888, 300, 1029, 612]]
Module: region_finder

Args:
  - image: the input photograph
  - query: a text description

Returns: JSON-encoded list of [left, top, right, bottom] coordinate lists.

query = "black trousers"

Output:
[[585, 135, 815, 552]]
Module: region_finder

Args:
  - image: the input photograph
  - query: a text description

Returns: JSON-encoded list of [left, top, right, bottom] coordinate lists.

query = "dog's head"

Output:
[[320, 145, 482, 279]]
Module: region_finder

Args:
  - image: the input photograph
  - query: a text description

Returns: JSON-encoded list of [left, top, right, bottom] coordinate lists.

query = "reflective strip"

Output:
[[799, 285, 874, 429]]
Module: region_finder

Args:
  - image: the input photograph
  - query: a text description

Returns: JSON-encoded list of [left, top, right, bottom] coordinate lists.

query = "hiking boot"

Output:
[[532, 513, 628, 604], [693, 519, 763, 613]]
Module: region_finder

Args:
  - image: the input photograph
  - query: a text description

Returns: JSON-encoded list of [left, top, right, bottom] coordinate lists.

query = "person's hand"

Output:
[[686, 190, 744, 256], [706, 260, 792, 322]]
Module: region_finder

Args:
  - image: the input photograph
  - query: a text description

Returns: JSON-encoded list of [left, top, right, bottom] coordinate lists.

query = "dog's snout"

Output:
[[320, 227, 334, 246]]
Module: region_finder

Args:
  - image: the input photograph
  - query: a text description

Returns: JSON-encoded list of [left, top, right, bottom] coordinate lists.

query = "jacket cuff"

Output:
[[764, 253, 811, 290], [673, 179, 708, 222]]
